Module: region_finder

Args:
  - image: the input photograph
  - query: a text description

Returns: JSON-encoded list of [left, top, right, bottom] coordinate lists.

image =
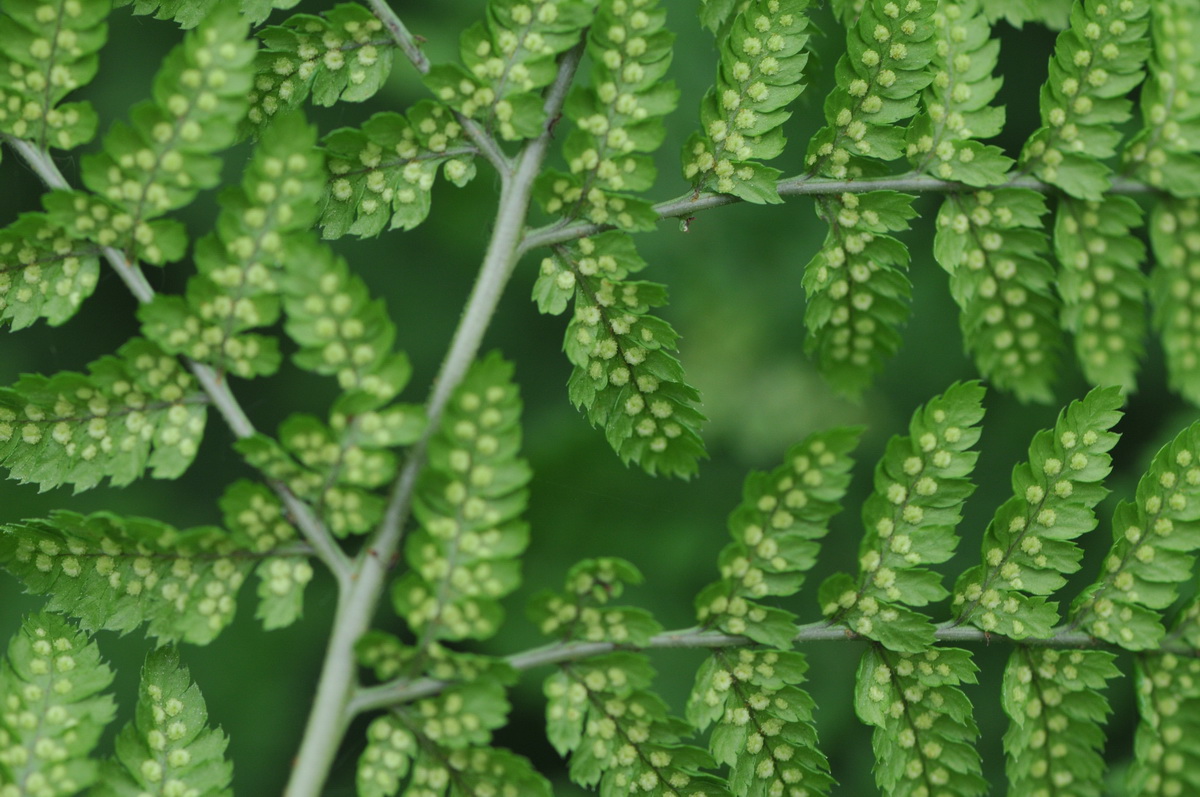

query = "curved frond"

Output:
[[0, 613, 114, 796], [93, 647, 232, 797], [952, 386, 1123, 638], [0, 338, 206, 491], [684, 0, 814, 203], [820, 382, 985, 652], [0, 0, 108, 150]]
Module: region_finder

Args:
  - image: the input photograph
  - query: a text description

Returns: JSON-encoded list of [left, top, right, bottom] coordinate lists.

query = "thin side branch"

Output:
[[348, 619, 1173, 715], [517, 171, 1161, 255], [3, 135, 351, 587]]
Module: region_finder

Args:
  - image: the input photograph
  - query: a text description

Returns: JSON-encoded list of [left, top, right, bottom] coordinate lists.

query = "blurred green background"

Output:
[[1, 2, 1195, 794]]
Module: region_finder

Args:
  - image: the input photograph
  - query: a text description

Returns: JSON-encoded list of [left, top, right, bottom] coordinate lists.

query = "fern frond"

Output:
[[683, 0, 814, 203], [856, 645, 985, 796], [117, 0, 299, 28], [320, 103, 477, 238], [1069, 420, 1200, 650], [0, 613, 114, 796], [0, 338, 206, 490], [425, 0, 594, 142], [357, 633, 513, 686], [0, 0, 108, 151], [1122, 0, 1200, 196], [248, 3, 393, 127], [952, 386, 1123, 638], [820, 381, 984, 652], [220, 480, 312, 630], [1128, 651, 1200, 796], [93, 647, 232, 797], [0, 511, 254, 643], [695, 427, 859, 648], [537, 231, 706, 477], [391, 353, 530, 643], [0, 212, 100, 330], [933, 188, 1065, 402], [803, 190, 916, 396], [546, 651, 730, 796], [1019, 0, 1151, 199], [689, 648, 834, 797], [279, 235, 409, 402], [359, 678, 550, 797], [1149, 198, 1200, 403], [535, 0, 673, 229], [528, 557, 662, 645], [141, 112, 325, 380], [40, 189, 188, 266], [1054, 195, 1148, 389], [80, 5, 255, 259], [1002, 647, 1118, 796], [237, 419, 387, 538], [907, 0, 1012, 186]]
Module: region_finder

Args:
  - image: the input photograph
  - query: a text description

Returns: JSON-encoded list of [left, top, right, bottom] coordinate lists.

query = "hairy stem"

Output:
[[517, 172, 1159, 254], [280, 44, 583, 797], [2, 135, 351, 586], [349, 620, 1150, 714]]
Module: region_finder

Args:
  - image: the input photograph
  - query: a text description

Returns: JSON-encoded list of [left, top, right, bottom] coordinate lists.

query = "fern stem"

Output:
[[281, 45, 583, 797], [517, 172, 1159, 254], [348, 620, 1181, 715], [1, 135, 352, 587]]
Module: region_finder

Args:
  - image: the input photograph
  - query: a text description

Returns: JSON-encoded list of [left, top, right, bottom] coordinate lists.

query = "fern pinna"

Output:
[[4, 0, 1200, 794]]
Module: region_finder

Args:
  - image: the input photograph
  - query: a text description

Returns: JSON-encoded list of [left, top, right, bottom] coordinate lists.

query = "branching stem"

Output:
[[280, 43, 584, 797], [2, 135, 351, 587], [517, 172, 1158, 255], [348, 619, 1173, 715]]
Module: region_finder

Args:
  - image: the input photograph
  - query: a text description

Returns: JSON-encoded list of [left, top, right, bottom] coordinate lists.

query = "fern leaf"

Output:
[[357, 632, 513, 686], [689, 648, 834, 797], [820, 382, 985, 652], [0, 511, 253, 644], [359, 679, 550, 797], [539, 231, 706, 477], [1069, 420, 1200, 650], [236, 417, 389, 538], [248, 3, 393, 127], [279, 234, 409, 402], [855, 645, 985, 796], [93, 647, 232, 797], [1122, 0, 1200, 196], [40, 189, 188, 267], [803, 190, 916, 396], [907, 0, 1013, 186], [545, 651, 730, 797], [683, 0, 814, 203], [952, 385, 1123, 638], [528, 557, 662, 645], [140, 111, 325, 380], [1149, 198, 1200, 403], [1019, 0, 1151, 199], [0, 212, 101, 330], [0, 0, 108, 150], [0, 613, 114, 796], [320, 103, 477, 238], [426, 0, 594, 143], [805, 0, 936, 177], [1128, 651, 1200, 795], [80, 5, 255, 260], [1054, 195, 1148, 389], [220, 480, 312, 630], [535, 0, 674, 229], [1002, 647, 1118, 796], [933, 188, 1065, 402], [695, 427, 859, 648], [391, 353, 531, 643], [117, 0, 299, 28], [0, 338, 206, 491]]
